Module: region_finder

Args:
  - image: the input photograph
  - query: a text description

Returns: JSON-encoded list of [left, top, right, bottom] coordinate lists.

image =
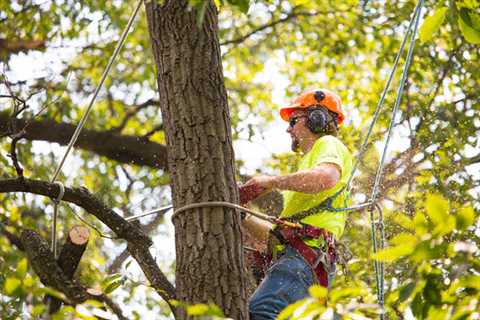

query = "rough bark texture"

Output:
[[21, 229, 90, 304], [48, 225, 90, 314], [20, 229, 127, 320], [145, 1, 248, 319], [0, 111, 168, 170]]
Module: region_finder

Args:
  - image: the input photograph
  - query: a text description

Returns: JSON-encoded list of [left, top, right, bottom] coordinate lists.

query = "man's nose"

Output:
[[286, 125, 292, 133]]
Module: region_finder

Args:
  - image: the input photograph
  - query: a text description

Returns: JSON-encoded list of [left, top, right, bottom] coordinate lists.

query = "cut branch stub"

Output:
[[20, 229, 89, 305], [48, 225, 90, 314], [58, 225, 89, 278]]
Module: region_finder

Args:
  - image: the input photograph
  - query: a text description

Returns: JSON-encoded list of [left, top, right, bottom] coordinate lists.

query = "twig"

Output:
[[9, 133, 25, 178]]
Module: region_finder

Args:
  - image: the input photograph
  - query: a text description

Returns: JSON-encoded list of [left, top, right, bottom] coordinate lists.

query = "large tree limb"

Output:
[[0, 111, 168, 170], [0, 177, 176, 312], [0, 38, 45, 54], [20, 229, 127, 320]]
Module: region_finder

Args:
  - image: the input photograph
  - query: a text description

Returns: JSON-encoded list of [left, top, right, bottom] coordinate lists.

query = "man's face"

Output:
[[286, 110, 310, 152]]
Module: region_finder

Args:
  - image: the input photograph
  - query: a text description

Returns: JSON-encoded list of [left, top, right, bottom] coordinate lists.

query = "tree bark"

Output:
[[20, 229, 127, 319], [145, 1, 248, 319]]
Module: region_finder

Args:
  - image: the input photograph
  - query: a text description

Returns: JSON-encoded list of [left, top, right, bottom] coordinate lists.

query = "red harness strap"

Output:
[[277, 225, 335, 288]]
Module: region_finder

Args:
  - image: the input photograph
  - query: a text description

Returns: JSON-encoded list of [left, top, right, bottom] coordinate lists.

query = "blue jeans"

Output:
[[249, 246, 321, 320]]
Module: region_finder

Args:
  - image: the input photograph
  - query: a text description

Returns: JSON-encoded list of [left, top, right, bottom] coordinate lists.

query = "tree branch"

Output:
[[0, 177, 176, 311], [220, 10, 322, 46], [0, 38, 46, 54], [0, 111, 168, 170], [20, 229, 127, 320]]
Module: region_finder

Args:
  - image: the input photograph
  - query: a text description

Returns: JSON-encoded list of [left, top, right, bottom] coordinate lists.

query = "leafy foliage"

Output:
[[0, 0, 479, 318]]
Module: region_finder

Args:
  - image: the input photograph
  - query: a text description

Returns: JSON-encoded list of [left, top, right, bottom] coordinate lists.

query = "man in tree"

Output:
[[242, 89, 353, 319]]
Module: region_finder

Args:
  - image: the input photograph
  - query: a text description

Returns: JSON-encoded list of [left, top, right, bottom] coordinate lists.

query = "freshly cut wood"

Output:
[[57, 225, 89, 278], [49, 225, 90, 314]]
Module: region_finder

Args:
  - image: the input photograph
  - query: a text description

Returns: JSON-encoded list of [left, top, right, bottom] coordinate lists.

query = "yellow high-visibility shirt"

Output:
[[279, 135, 353, 240]]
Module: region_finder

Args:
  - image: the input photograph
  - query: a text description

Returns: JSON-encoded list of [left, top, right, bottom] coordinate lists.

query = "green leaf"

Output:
[[101, 273, 122, 286], [393, 213, 414, 230], [399, 282, 416, 302], [4, 277, 22, 295], [423, 277, 442, 305], [460, 275, 480, 290], [40, 287, 66, 300], [425, 194, 449, 226], [104, 278, 124, 294], [186, 304, 209, 316], [414, 212, 429, 236], [101, 273, 124, 294], [459, 14, 480, 43], [374, 243, 414, 262], [277, 299, 310, 320], [390, 233, 417, 246], [419, 7, 448, 43], [186, 303, 224, 317], [229, 0, 250, 13], [16, 258, 28, 279], [308, 285, 327, 298], [124, 259, 133, 270]]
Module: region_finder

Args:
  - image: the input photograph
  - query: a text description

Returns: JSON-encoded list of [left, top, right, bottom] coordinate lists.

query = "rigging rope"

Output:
[[369, 3, 423, 317], [48, 0, 143, 256]]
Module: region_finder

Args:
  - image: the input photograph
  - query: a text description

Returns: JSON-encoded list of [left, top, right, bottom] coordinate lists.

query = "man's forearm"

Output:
[[271, 165, 340, 193]]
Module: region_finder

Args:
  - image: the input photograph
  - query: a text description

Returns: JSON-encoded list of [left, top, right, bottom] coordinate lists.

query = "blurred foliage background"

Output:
[[0, 0, 479, 319]]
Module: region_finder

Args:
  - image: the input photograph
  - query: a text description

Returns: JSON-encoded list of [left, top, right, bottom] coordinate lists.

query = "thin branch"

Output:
[[9, 133, 25, 178], [110, 98, 161, 133], [220, 9, 324, 46]]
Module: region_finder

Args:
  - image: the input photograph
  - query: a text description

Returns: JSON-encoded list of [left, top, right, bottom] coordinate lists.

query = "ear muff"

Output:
[[306, 108, 328, 134], [306, 107, 339, 134]]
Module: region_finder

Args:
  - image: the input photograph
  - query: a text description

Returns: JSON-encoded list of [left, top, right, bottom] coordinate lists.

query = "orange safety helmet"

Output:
[[279, 89, 345, 125]]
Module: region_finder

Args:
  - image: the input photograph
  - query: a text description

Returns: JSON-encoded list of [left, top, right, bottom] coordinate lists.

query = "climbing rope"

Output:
[[171, 201, 301, 229], [368, 3, 424, 317], [48, 0, 143, 256], [51, 182, 64, 259]]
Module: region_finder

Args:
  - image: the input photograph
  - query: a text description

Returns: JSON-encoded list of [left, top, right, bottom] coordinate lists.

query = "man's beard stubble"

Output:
[[291, 136, 299, 152]]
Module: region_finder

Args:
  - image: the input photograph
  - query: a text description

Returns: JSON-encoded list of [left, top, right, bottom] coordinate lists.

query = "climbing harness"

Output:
[[272, 224, 336, 287]]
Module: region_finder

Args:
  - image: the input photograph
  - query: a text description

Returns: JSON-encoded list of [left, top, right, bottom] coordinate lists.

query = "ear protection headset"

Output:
[[305, 90, 339, 134]]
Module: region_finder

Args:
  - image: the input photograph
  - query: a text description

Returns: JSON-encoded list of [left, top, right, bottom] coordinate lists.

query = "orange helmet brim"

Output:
[[279, 103, 303, 121]]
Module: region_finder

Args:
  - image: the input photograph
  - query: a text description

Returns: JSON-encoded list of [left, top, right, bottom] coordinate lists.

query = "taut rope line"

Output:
[[48, 0, 143, 256]]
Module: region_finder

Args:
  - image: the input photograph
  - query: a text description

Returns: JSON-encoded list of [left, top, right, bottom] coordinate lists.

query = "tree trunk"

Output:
[[145, 1, 248, 319]]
